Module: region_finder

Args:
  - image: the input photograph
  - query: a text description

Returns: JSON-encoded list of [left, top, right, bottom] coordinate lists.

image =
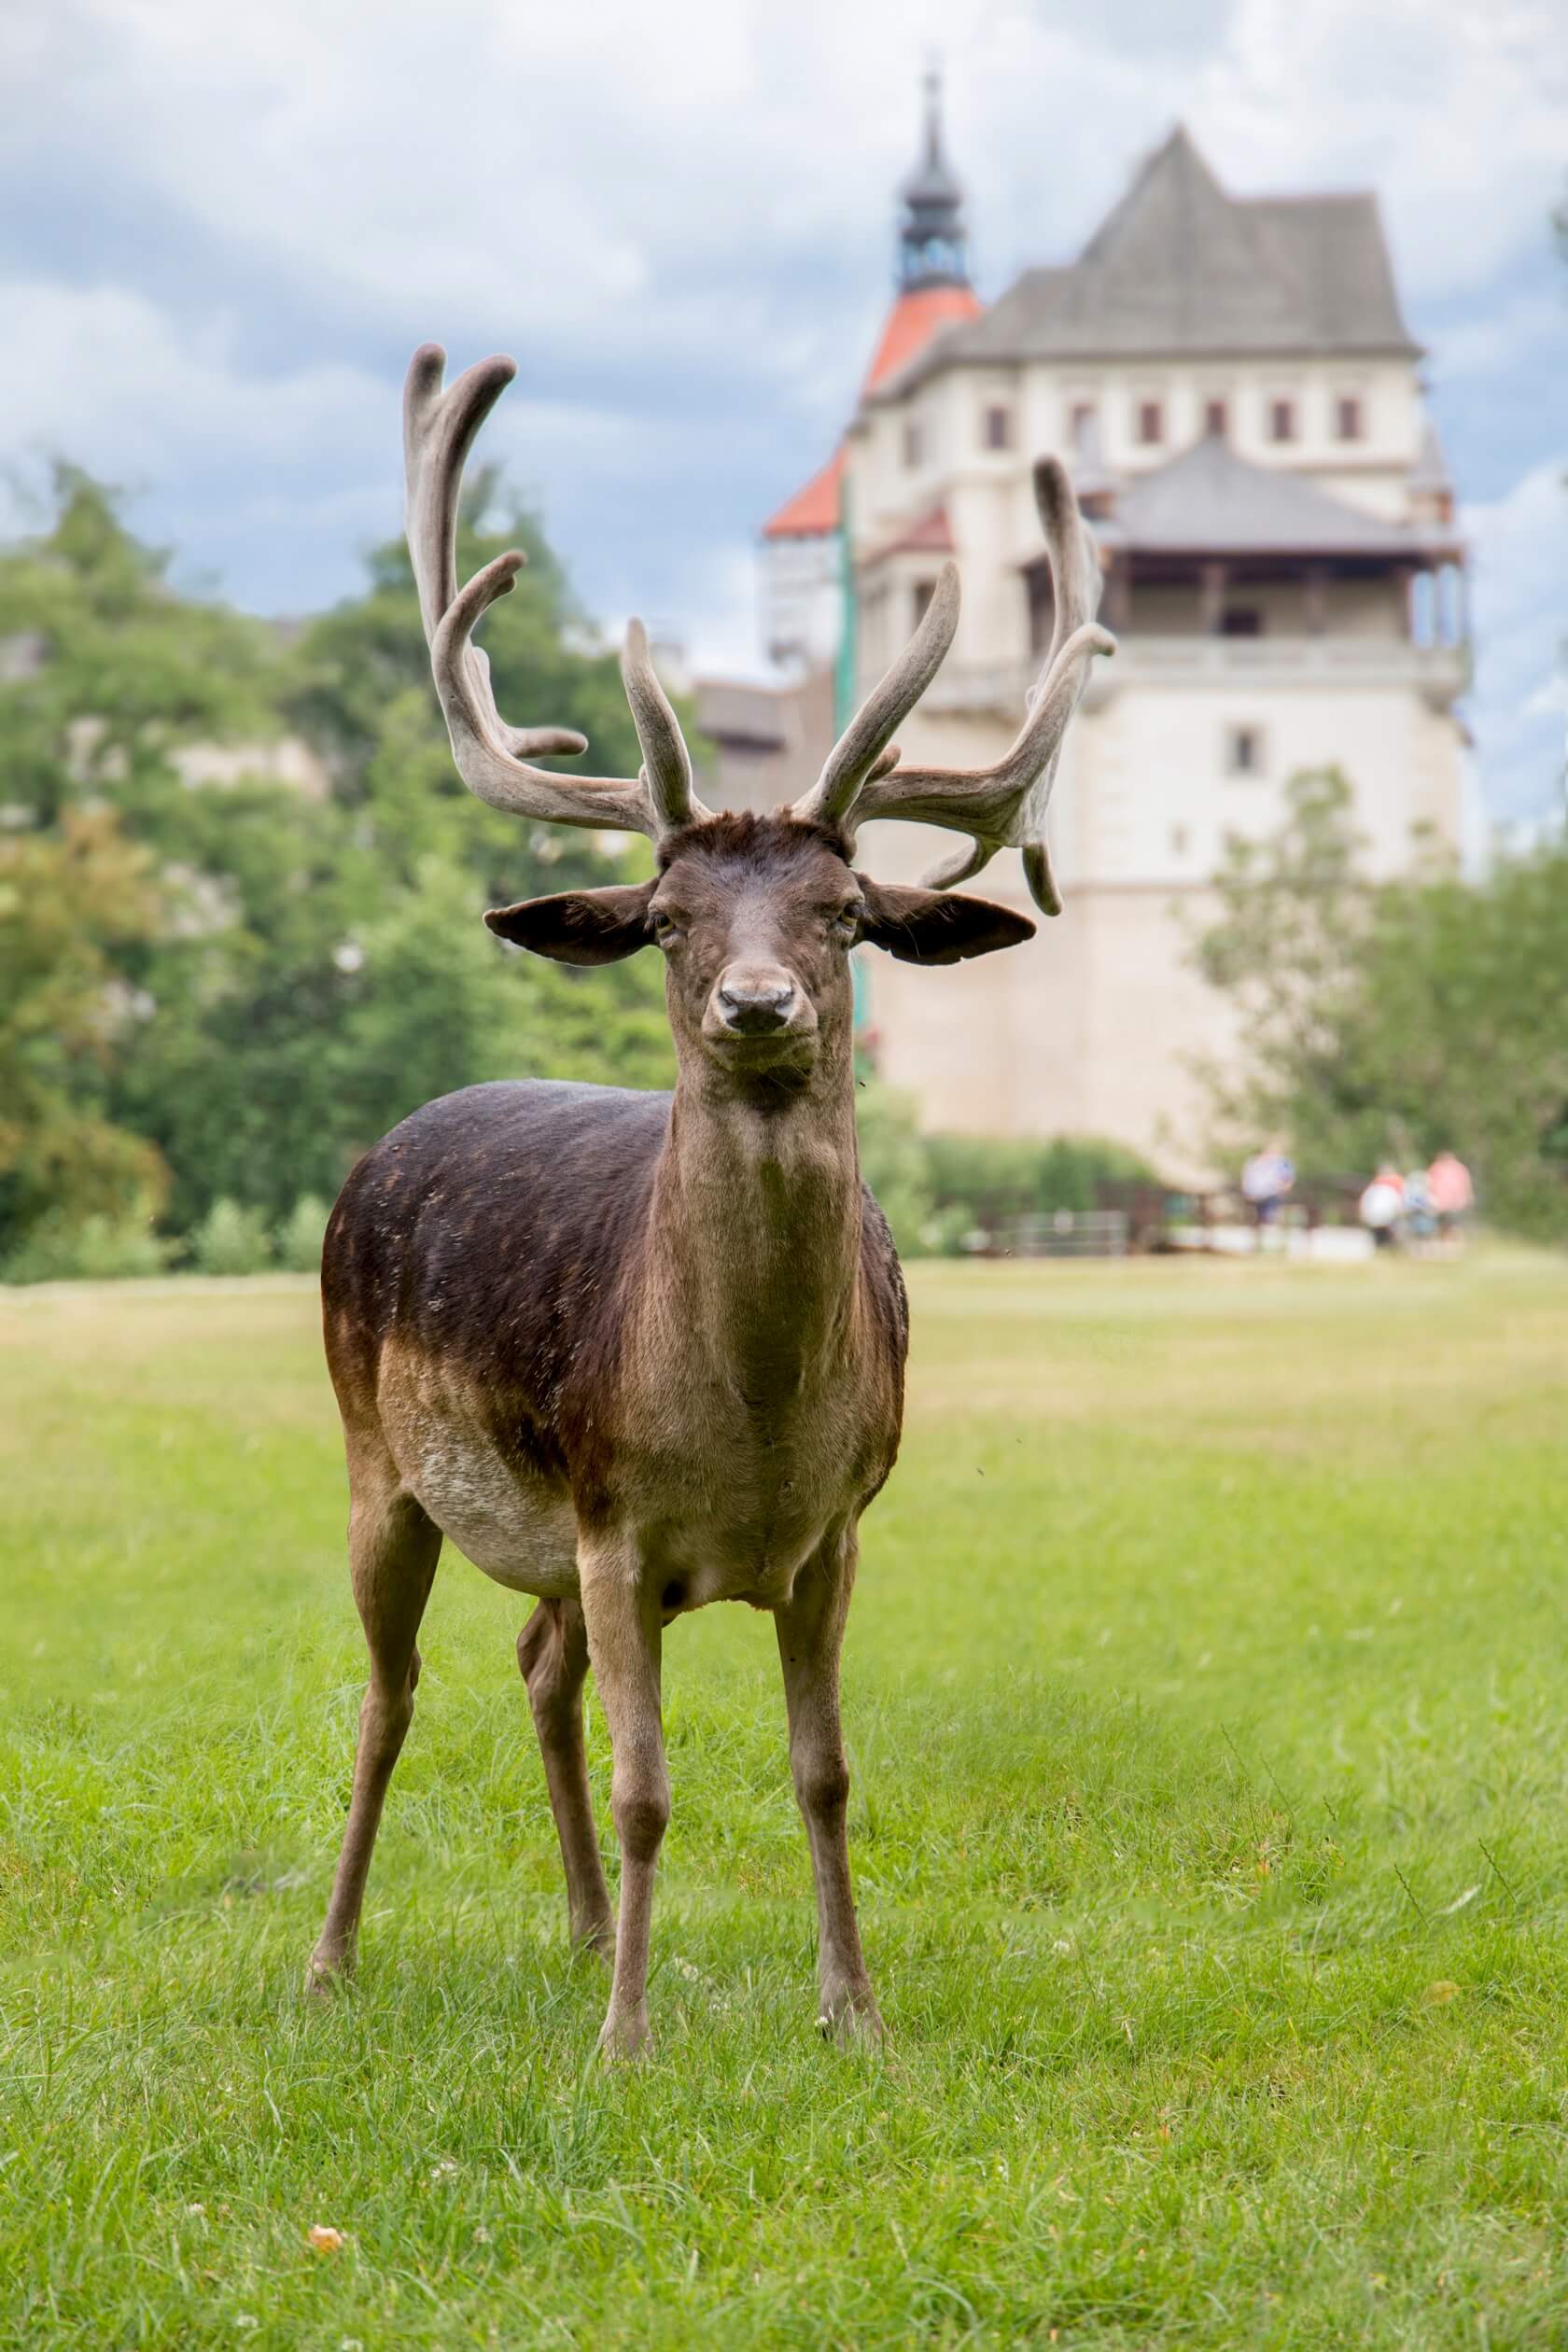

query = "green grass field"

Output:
[[4, 1249, 1568, 2347]]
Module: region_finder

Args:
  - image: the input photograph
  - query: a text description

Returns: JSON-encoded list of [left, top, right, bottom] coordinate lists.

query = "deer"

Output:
[[306, 343, 1114, 2057]]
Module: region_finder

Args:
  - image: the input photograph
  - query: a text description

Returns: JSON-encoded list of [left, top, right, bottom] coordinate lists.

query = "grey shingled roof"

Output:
[[1094, 435, 1447, 556], [876, 128, 1418, 392]]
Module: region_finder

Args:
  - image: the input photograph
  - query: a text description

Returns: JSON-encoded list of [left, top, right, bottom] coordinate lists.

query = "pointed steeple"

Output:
[[898, 64, 970, 292]]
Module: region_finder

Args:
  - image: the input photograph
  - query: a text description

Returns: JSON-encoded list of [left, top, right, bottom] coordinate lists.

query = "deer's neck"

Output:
[[645, 1058, 864, 1404]]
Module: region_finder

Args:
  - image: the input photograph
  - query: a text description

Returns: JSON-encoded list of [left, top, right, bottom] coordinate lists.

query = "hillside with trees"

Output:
[[0, 469, 672, 1275]]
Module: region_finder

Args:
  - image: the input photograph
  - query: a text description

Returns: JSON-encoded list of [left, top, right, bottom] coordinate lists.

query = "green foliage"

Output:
[[1, 1197, 172, 1284], [922, 1128, 1155, 1227], [274, 1194, 330, 1274], [1196, 768, 1568, 1238], [0, 806, 171, 1242], [0, 464, 671, 1263], [189, 1197, 275, 1276], [855, 1084, 1154, 1256], [852, 1084, 948, 1255]]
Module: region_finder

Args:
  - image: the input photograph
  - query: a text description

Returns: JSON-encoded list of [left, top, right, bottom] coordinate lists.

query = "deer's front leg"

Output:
[[775, 1523, 884, 2047], [578, 1535, 666, 2060]]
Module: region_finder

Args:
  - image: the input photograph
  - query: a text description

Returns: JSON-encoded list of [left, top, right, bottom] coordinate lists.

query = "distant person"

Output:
[[1403, 1166, 1436, 1253], [1359, 1164, 1405, 1252], [1428, 1150, 1474, 1248], [1241, 1150, 1295, 1249]]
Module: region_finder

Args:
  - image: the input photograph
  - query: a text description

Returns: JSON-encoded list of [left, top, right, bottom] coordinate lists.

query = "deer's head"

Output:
[[403, 345, 1114, 1092], [486, 809, 1030, 1087]]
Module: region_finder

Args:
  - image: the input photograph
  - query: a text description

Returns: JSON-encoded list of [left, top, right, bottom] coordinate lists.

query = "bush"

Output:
[[189, 1197, 274, 1276], [921, 1131, 1157, 1242], [856, 1088, 1158, 1256], [275, 1194, 329, 1273], [2, 1202, 173, 1284], [855, 1085, 948, 1257]]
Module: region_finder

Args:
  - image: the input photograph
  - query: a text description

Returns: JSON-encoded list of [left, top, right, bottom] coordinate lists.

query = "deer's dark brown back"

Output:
[[321, 1076, 908, 1497], [323, 1081, 667, 1476]]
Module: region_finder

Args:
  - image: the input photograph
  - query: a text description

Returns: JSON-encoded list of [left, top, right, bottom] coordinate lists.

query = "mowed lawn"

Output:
[[4, 1251, 1568, 2348]]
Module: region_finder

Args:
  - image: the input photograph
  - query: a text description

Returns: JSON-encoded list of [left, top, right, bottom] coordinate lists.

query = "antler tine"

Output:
[[822, 456, 1114, 916], [404, 343, 707, 840], [792, 562, 961, 829], [622, 617, 709, 835]]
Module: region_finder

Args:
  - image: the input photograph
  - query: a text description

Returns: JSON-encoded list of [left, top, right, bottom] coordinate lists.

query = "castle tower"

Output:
[[897, 64, 970, 291], [759, 70, 982, 672], [838, 125, 1467, 1174]]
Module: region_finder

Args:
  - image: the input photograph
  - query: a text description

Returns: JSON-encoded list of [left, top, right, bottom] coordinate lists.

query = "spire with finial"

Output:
[[898, 62, 970, 292]]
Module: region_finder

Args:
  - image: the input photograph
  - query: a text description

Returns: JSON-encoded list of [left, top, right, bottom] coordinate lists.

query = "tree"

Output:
[[0, 809, 168, 1245], [1190, 767, 1377, 1164], [1194, 769, 1568, 1237], [0, 466, 674, 1262]]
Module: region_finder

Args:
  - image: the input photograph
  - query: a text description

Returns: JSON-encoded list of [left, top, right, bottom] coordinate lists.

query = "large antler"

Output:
[[791, 457, 1114, 915], [404, 343, 710, 842]]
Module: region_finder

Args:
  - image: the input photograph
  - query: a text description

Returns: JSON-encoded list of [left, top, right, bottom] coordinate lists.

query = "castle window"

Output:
[[902, 418, 924, 469], [1267, 398, 1297, 444], [1136, 399, 1164, 446], [981, 403, 1014, 452], [1069, 400, 1098, 452], [1170, 825, 1190, 857], [912, 579, 937, 628], [1203, 398, 1228, 438], [1336, 394, 1365, 442], [1221, 608, 1262, 637], [1225, 724, 1266, 777]]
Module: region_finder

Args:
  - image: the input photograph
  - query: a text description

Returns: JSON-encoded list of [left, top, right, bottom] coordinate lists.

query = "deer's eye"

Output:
[[650, 908, 683, 945], [833, 904, 863, 944]]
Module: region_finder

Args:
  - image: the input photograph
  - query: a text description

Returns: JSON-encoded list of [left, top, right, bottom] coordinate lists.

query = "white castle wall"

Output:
[[849, 612, 1464, 1174]]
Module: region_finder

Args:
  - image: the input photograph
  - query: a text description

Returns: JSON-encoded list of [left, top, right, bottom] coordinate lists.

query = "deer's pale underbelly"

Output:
[[409, 1446, 832, 1609], [400, 1423, 579, 1594], [375, 1348, 579, 1595], [375, 1344, 868, 1608], [397, 1424, 840, 1611]]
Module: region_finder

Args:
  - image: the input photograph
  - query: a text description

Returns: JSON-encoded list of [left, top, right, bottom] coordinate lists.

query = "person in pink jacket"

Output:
[[1428, 1151, 1475, 1246]]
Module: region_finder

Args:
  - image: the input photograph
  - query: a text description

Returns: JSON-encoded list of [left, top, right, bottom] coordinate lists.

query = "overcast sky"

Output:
[[3, 0, 1563, 823]]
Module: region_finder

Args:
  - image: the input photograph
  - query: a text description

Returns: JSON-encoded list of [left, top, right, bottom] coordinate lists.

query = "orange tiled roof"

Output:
[[761, 446, 846, 540], [761, 284, 984, 541], [861, 283, 982, 394]]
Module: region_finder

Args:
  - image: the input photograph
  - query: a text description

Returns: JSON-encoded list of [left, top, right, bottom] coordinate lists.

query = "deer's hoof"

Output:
[[304, 1947, 354, 2002], [598, 2006, 653, 2064], [572, 1916, 615, 1968], [818, 1992, 886, 2051]]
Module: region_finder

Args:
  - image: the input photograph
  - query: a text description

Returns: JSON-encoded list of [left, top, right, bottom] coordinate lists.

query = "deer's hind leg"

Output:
[[775, 1522, 884, 2047], [308, 1436, 441, 1993], [517, 1598, 614, 1960]]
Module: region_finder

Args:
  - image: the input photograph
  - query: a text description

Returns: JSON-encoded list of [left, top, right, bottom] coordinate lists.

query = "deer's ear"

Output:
[[485, 880, 656, 965], [855, 875, 1035, 965]]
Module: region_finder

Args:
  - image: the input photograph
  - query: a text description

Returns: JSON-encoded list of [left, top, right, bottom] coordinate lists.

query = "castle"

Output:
[[738, 82, 1467, 1175]]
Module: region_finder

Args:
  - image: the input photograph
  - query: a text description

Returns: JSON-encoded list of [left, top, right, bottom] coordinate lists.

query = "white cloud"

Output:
[[3, 0, 1564, 812], [26, 0, 1565, 357], [1463, 456, 1568, 821], [0, 283, 384, 483], [1188, 0, 1567, 300]]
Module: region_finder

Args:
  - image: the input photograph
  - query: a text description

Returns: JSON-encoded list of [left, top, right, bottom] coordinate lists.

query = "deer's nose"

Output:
[[715, 973, 797, 1034]]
